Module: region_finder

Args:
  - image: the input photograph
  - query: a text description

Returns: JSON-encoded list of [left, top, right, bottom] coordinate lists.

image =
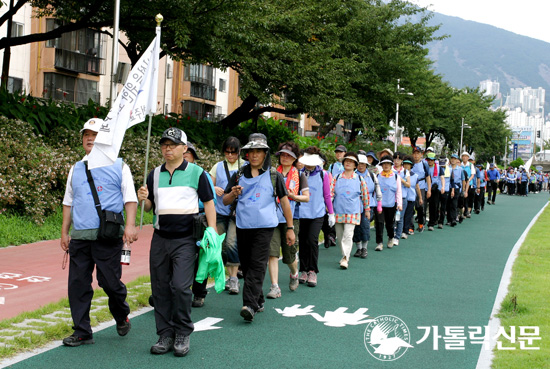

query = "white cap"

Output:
[[358, 154, 369, 164], [426, 146, 434, 152], [461, 151, 470, 158], [80, 118, 103, 134]]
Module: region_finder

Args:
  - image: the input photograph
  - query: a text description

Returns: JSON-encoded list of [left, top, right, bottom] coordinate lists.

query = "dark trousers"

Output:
[[475, 188, 485, 211], [150, 233, 196, 337], [448, 191, 460, 223], [415, 188, 427, 226], [520, 182, 528, 195], [236, 227, 274, 312], [353, 208, 372, 243], [375, 206, 396, 244], [404, 200, 416, 233], [68, 238, 129, 338], [427, 188, 440, 227], [298, 217, 324, 273], [467, 187, 476, 210], [192, 246, 208, 298], [487, 180, 498, 202], [438, 192, 448, 225], [507, 182, 515, 195], [322, 214, 336, 246]]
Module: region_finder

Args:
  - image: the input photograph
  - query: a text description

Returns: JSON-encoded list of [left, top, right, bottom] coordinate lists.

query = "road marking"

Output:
[[0, 297, 5, 305]]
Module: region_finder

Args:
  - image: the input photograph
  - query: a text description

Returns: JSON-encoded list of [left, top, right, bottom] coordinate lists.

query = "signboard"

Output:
[[513, 144, 518, 161], [510, 127, 533, 160]]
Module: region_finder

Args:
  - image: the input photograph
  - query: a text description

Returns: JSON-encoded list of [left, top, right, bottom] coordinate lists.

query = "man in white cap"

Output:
[[60, 118, 138, 347], [459, 152, 476, 220], [138, 127, 216, 357]]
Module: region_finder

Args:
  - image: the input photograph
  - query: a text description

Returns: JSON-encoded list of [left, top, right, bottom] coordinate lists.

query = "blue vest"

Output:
[[441, 168, 451, 192], [357, 169, 374, 210], [408, 173, 418, 202], [450, 166, 463, 191], [507, 173, 516, 183], [394, 168, 408, 198], [214, 161, 237, 216], [412, 162, 428, 190], [71, 159, 124, 230], [236, 170, 278, 229], [378, 173, 398, 208], [478, 170, 486, 187], [330, 161, 344, 177], [333, 174, 361, 215], [299, 170, 326, 219], [521, 172, 528, 182]]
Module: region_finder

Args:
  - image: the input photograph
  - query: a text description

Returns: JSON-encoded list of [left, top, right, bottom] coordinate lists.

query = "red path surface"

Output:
[[0, 226, 153, 320]]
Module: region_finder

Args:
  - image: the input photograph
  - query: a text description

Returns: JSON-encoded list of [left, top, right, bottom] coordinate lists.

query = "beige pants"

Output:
[[335, 223, 356, 260]]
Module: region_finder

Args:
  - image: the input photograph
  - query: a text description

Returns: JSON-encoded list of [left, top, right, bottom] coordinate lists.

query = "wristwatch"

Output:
[[287, 226, 294, 230]]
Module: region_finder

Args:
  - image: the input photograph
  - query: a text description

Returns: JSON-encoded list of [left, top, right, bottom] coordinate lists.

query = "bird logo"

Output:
[[364, 315, 413, 361]]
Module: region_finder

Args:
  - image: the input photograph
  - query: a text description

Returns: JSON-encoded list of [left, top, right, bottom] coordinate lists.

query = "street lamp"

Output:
[[394, 79, 414, 152], [459, 117, 471, 153]]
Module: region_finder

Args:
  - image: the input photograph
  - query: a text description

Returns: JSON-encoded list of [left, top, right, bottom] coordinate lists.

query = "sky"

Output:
[[408, 0, 550, 43]]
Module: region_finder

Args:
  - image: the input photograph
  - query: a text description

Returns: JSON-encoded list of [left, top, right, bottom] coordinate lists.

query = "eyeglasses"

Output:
[[225, 150, 238, 155], [160, 143, 181, 150]]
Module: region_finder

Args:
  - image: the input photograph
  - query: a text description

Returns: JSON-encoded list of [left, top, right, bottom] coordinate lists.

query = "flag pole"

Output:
[[140, 13, 163, 229]]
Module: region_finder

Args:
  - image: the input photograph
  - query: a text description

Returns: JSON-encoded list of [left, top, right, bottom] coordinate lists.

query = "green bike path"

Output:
[[6, 194, 548, 368]]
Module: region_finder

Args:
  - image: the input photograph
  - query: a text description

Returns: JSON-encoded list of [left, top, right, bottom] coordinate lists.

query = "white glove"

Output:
[[328, 213, 336, 228]]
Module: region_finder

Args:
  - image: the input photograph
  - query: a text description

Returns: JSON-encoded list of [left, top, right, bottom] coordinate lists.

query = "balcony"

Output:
[[190, 82, 216, 101], [54, 48, 105, 76]]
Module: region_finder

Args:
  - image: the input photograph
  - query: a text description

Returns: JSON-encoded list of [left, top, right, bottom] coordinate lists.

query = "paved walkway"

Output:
[[1, 193, 548, 368]]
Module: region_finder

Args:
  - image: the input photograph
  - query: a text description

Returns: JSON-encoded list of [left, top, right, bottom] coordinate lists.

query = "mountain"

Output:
[[425, 12, 550, 104]]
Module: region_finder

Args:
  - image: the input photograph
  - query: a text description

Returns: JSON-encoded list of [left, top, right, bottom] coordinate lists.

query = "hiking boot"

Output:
[[307, 271, 317, 287], [360, 248, 368, 258], [116, 317, 131, 336], [225, 278, 230, 291], [417, 225, 424, 233], [401, 233, 408, 239], [353, 249, 362, 257], [257, 303, 265, 313], [192, 296, 205, 308], [62, 334, 94, 347], [474, 210, 480, 214], [375, 243, 383, 251], [339, 257, 348, 269], [151, 336, 174, 355], [240, 306, 255, 322], [451, 222, 457, 227], [299, 271, 308, 284], [387, 239, 394, 249], [428, 226, 434, 231], [266, 285, 282, 299], [289, 274, 299, 291], [173, 334, 190, 357], [437, 224, 443, 229], [393, 238, 399, 246], [228, 278, 239, 295]]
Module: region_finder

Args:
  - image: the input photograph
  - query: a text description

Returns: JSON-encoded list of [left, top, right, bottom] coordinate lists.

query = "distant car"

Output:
[[535, 151, 550, 161]]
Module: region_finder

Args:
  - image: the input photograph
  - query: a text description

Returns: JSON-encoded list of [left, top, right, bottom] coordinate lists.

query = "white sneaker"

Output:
[[340, 257, 348, 269], [401, 233, 408, 239], [375, 244, 383, 251], [387, 239, 394, 249], [393, 238, 399, 246]]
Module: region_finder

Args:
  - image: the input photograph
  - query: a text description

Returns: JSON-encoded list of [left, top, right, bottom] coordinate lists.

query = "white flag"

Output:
[[87, 26, 160, 169]]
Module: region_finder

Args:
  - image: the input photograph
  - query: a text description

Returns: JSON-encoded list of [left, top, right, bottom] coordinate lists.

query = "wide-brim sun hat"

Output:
[[343, 156, 358, 164], [241, 133, 270, 152], [80, 118, 103, 134], [379, 157, 394, 165], [358, 154, 369, 164], [276, 147, 297, 159], [186, 141, 200, 160], [299, 153, 324, 167]]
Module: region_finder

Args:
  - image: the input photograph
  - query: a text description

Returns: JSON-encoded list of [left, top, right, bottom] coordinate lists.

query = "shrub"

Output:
[[0, 117, 80, 223]]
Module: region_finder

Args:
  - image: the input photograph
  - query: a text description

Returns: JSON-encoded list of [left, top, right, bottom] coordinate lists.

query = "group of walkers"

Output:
[[61, 120, 539, 358], [501, 166, 548, 196]]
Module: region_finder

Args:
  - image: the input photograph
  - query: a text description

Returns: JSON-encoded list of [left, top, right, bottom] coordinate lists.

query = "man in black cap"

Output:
[[138, 127, 216, 357]]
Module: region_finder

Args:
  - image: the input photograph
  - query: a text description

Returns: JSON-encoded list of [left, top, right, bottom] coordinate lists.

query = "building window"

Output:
[[45, 19, 60, 48], [43, 73, 99, 104], [219, 78, 226, 93], [184, 64, 215, 86], [182, 100, 217, 121], [11, 22, 24, 37], [7, 77, 23, 93], [190, 82, 216, 101]]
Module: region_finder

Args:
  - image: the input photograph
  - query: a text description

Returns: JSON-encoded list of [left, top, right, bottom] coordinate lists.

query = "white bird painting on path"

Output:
[[369, 320, 413, 355]]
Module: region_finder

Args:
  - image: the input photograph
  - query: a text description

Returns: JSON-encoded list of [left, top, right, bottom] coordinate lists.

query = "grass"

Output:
[[0, 276, 152, 359], [0, 208, 154, 248], [492, 205, 550, 368]]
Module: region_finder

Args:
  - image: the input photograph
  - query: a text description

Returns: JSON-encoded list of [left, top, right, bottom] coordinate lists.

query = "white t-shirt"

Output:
[[62, 156, 137, 206]]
